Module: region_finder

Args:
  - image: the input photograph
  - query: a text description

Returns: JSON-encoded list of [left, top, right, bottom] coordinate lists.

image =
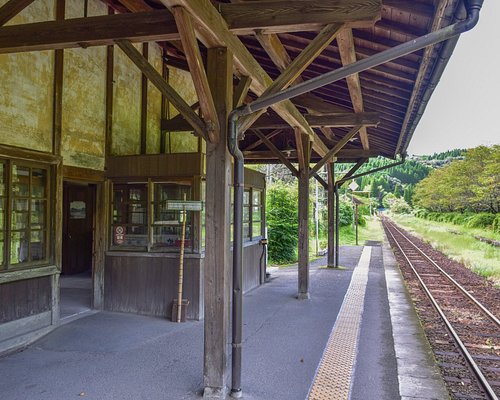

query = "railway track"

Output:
[[382, 218, 500, 400]]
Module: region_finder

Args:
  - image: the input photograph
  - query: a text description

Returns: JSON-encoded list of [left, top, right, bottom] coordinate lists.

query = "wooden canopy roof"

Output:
[[0, 0, 464, 165]]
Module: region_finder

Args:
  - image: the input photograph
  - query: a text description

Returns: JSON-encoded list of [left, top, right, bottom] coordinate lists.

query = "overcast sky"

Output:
[[407, 0, 499, 155]]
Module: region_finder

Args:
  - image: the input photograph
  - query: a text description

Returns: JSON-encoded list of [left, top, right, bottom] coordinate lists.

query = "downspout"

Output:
[[228, 109, 246, 399], [226, 0, 482, 395]]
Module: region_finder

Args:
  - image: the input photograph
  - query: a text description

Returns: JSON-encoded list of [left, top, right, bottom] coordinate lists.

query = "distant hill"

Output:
[[344, 149, 466, 205]]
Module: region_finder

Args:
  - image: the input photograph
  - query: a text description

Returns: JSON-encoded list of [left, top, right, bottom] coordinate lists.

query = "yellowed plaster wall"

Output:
[[0, 0, 54, 153], [112, 44, 142, 155], [146, 43, 162, 154], [167, 67, 199, 153], [61, 0, 106, 170]]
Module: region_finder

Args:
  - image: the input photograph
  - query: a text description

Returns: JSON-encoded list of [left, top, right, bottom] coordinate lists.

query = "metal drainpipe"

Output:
[[226, 0, 483, 394], [228, 109, 245, 398]]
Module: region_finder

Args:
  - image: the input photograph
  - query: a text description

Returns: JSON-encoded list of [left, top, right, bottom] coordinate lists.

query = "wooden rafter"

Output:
[[337, 28, 370, 150], [253, 130, 298, 176], [294, 127, 311, 170], [253, 29, 338, 140], [233, 75, 252, 108], [0, 1, 380, 54], [243, 129, 282, 152], [115, 39, 207, 139], [207, 0, 381, 35], [162, 111, 380, 131], [243, 149, 380, 160], [160, 0, 330, 157], [309, 125, 361, 177], [0, 0, 35, 26], [172, 6, 219, 142], [238, 23, 343, 133]]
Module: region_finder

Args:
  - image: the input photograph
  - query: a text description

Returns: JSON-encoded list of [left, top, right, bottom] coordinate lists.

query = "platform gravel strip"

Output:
[[308, 247, 372, 400]]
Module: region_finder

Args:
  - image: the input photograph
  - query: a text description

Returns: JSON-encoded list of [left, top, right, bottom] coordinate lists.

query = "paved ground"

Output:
[[0, 245, 447, 400]]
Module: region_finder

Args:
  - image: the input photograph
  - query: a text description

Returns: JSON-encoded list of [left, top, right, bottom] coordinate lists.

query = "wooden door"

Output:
[[62, 183, 95, 275]]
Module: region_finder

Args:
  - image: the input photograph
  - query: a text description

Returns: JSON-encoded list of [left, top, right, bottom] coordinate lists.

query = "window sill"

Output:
[[0, 265, 58, 284]]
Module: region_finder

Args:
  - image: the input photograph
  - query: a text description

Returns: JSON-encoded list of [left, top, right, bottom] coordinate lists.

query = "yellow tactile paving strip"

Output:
[[308, 247, 372, 400]]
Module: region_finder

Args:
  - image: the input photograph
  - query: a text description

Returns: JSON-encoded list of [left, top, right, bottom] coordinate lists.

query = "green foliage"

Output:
[[414, 145, 500, 213], [266, 183, 298, 263], [390, 198, 412, 214], [465, 213, 496, 229]]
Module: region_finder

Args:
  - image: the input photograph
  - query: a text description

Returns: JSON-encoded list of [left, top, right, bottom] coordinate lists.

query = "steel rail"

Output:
[[386, 220, 500, 327], [384, 220, 498, 400]]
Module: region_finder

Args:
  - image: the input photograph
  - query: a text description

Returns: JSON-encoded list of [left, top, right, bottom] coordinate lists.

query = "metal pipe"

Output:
[[228, 110, 245, 398], [234, 1, 483, 117]]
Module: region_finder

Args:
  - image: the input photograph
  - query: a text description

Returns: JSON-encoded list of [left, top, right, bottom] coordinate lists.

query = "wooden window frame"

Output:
[[0, 158, 53, 272]]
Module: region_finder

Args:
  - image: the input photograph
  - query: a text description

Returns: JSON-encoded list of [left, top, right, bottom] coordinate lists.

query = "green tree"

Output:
[[266, 183, 298, 263]]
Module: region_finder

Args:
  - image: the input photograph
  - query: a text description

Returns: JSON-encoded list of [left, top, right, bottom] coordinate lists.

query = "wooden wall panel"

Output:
[[104, 255, 202, 320], [0, 276, 51, 323], [106, 153, 202, 178], [242, 243, 264, 293]]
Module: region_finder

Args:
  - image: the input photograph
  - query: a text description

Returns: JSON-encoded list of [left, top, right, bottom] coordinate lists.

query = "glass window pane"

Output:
[[252, 223, 262, 238], [13, 198, 29, 211], [31, 230, 45, 261], [243, 223, 250, 240], [12, 211, 28, 230], [31, 200, 46, 228], [252, 206, 261, 222], [10, 231, 29, 264], [243, 206, 250, 222], [12, 165, 30, 197], [252, 190, 261, 206], [243, 190, 250, 205], [31, 169, 46, 198]]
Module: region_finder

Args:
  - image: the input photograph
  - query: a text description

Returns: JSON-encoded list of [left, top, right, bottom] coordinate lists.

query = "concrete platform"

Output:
[[0, 245, 447, 400]]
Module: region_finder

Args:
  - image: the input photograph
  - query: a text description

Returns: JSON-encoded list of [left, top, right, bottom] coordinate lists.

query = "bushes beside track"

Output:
[[414, 210, 499, 232]]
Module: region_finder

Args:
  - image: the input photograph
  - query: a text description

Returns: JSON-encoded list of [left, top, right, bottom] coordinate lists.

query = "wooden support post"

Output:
[[203, 47, 233, 400], [327, 162, 335, 268], [92, 180, 109, 309], [297, 132, 310, 300], [140, 42, 148, 154]]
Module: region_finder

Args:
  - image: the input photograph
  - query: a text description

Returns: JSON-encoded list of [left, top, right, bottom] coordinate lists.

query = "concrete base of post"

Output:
[[297, 292, 310, 300]]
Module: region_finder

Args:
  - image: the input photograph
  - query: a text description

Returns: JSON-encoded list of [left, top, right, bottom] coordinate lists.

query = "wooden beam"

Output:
[[243, 129, 282, 152], [254, 130, 298, 176], [0, 0, 35, 26], [162, 112, 379, 131], [0, 1, 380, 54], [243, 149, 380, 160], [140, 42, 148, 154], [309, 125, 361, 177], [238, 23, 343, 132], [233, 75, 252, 108], [115, 39, 208, 139], [0, 11, 181, 53], [160, 0, 329, 157], [52, 0, 65, 157], [337, 28, 370, 149], [221, 0, 381, 34], [172, 6, 219, 142], [118, 0, 151, 12], [105, 8, 114, 158]]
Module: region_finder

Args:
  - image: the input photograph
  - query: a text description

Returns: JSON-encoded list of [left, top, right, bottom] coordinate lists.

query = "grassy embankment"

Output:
[[390, 213, 500, 285]]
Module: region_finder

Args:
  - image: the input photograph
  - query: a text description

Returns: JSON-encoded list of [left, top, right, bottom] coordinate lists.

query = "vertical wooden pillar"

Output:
[[297, 134, 310, 300], [203, 47, 233, 400], [327, 162, 335, 267], [140, 43, 149, 154], [93, 180, 109, 310]]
